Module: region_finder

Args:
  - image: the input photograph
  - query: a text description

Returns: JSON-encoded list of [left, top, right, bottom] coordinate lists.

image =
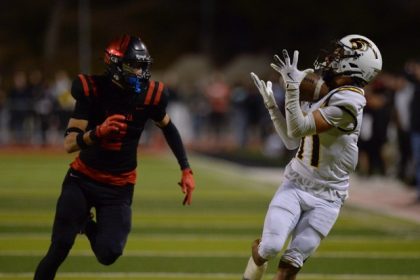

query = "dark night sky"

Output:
[[0, 0, 419, 76]]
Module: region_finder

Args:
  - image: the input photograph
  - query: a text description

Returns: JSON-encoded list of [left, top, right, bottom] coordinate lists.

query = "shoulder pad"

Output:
[[334, 86, 365, 96], [318, 87, 366, 133], [324, 86, 366, 117], [143, 80, 165, 106]]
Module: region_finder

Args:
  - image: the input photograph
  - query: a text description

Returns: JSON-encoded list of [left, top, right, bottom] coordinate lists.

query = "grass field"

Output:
[[1, 150, 420, 280]]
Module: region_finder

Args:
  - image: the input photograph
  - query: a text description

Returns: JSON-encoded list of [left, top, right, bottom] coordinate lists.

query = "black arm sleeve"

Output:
[[161, 120, 190, 170], [150, 87, 169, 122]]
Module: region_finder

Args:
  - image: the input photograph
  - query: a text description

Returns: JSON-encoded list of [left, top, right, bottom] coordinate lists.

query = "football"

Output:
[[299, 72, 329, 102]]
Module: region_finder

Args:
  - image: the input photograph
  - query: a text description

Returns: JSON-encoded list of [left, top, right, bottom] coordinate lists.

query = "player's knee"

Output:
[[94, 241, 123, 265], [95, 248, 122, 265], [259, 236, 285, 260], [251, 239, 267, 266], [97, 255, 119, 266]]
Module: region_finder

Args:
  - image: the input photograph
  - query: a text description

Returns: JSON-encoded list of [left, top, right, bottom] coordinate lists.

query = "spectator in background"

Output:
[[244, 80, 266, 147], [204, 72, 231, 147], [230, 77, 266, 148], [391, 72, 415, 184], [30, 70, 55, 146], [51, 70, 73, 132], [0, 75, 6, 145], [231, 81, 250, 148], [406, 60, 420, 203], [164, 72, 193, 146], [358, 73, 393, 176], [7, 71, 33, 145], [189, 82, 209, 145]]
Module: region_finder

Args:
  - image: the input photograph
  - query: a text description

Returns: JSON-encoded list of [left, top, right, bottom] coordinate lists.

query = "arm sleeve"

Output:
[[285, 87, 317, 138], [70, 77, 90, 120], [267, 107, 300, 150], [160, 120, 190, 170]]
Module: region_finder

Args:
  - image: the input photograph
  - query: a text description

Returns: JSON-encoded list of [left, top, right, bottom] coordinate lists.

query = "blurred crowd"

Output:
[[0, 59, 419, 190], [0, 69, 73, 147]]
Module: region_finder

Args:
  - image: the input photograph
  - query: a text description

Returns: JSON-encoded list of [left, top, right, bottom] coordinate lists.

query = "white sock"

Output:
[[243, 256, 268, 280]]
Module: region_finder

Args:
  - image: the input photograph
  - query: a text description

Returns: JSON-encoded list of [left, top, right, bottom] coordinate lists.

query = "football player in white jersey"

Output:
[[243, 35, 382, 280]]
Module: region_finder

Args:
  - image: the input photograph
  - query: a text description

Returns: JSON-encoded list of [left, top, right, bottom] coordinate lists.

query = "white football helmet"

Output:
[[315, 34, 382, 84]]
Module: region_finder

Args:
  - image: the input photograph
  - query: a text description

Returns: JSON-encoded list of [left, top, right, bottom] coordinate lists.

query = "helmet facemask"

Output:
[[121, 59, 152, 94]]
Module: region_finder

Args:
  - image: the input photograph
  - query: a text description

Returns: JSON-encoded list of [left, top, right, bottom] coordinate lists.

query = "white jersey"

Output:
[[284, 86, 366, 201]]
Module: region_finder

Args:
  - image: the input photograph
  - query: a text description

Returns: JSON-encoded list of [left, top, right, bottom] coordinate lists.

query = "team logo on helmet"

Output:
[[349, 38, 380, 60]]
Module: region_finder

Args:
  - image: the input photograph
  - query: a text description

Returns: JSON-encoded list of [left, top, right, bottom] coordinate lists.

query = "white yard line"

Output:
[[0, 272, 237, 279], [1, 272, 420, 280], [1, 250, 420, 259]]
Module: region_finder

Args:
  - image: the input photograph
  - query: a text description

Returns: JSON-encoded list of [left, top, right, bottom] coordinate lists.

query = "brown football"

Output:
[[299, 72, 329, 102]]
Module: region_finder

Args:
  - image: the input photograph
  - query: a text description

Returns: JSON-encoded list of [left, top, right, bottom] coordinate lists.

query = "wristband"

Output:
[[89, 128, 100, 142], [76, 132, 89, 149], [64, 127, 84, 137]]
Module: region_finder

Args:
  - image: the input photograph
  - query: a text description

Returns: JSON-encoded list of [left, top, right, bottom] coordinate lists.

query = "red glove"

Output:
[[178, 168, 195, 205], [95, 114, 127, 139]]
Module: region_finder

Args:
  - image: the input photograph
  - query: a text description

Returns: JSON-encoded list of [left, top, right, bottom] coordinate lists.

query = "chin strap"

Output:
[[125, 76, 142, 93], [122, 76, 150, 94]]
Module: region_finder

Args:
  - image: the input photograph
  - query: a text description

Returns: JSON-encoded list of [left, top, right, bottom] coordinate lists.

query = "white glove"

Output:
[[270, 49, 313, 91], [250, 72, 277, 110], [249, 72, 300, 150], [271, 50, 317, 138]]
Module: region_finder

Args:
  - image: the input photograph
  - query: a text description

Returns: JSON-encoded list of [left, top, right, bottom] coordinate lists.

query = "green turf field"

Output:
[[0, 150, 420, 280]]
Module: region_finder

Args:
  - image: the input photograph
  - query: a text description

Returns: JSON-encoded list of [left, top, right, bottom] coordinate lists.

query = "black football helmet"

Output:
[[104, 34, 153, 94]]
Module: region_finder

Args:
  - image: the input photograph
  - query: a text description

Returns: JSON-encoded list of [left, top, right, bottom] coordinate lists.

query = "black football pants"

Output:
[[34, 170, 133, 280]]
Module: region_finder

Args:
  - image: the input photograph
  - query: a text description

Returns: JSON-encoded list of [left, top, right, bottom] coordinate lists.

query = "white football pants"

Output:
[[258, 180, 342, 268]]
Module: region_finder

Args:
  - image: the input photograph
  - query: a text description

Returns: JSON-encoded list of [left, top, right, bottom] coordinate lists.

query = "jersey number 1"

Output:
[[297, 135, 320, 167]]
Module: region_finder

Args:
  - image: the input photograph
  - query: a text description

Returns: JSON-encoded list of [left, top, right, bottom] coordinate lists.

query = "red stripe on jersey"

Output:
[[70, 156, 136, 186], [87, 76, 97, 96], [78, 74, 90, 97], [153, 82, 164, 105], [144, 80, 155, 105]]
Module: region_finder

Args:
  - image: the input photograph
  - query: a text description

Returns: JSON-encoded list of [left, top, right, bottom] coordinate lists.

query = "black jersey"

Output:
[[69, 74, 168, 185]]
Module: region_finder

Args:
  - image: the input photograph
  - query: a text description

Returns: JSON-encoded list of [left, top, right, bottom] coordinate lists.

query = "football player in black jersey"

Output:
[[34, 34, 195, 280]]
